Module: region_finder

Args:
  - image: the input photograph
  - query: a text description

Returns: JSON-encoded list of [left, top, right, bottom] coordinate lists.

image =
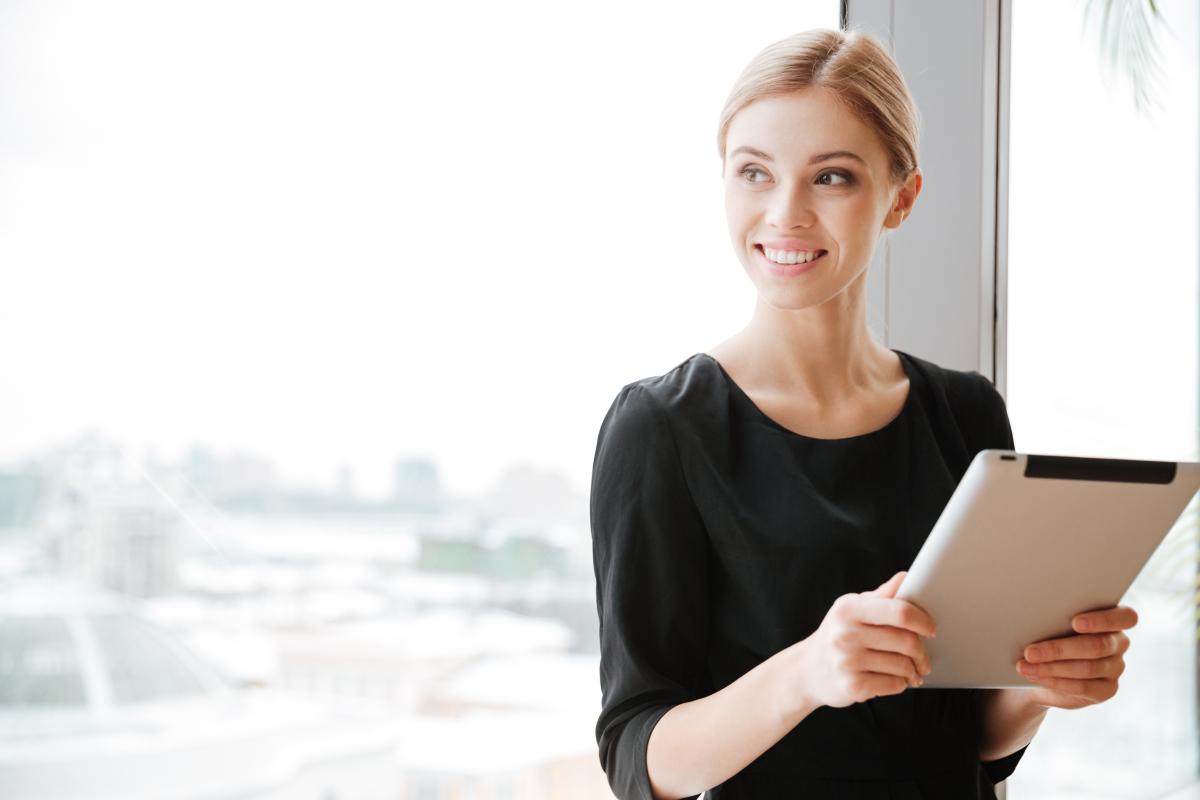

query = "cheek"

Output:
[[729, 185, 771, 211], [723, 185, 746, 210], [827, 201, 876, 243]]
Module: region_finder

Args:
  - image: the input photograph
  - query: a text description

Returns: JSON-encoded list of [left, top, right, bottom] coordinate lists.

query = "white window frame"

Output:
[[846, 0, 1010, 401]]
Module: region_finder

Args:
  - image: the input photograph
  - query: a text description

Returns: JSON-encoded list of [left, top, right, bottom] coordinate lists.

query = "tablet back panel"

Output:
[[896, 450, 1200, 688]]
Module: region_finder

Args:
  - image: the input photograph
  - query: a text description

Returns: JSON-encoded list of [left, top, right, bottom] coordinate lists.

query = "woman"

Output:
[[590, 27, 1139, 800]]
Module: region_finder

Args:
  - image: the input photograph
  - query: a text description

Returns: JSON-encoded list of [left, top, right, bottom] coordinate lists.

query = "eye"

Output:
[[818, 170, 854, 187], [740, 165, 768, 184], [738, 166, 856, 187]]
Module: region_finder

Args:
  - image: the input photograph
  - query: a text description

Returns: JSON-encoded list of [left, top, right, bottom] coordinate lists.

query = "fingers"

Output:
[[855, 623, 932, 675], [1018, 673, 1119, 703], [1024, 632, 1129, 663], [1017, 626, 1131, 711], [1017, 655, 1125, 680], [852, 649, 925, 687], [1072, 605, 1139, 633], [854, 595, 937, 639]]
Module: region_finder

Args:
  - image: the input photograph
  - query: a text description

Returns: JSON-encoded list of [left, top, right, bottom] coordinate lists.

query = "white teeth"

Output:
[[762, 247, 824, 265]]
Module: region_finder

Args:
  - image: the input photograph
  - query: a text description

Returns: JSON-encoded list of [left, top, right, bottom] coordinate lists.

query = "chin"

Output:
[[746, 278, 818, 307]]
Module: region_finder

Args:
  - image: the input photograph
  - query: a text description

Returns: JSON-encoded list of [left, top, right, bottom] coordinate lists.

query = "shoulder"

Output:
[[592, 356, 720, 499], [618, 352, 721, 407], [900, 348, 1013, 453], [599, 353, 722, 430], [899, 348, 1003, 410], [593, 353, 724, 471]]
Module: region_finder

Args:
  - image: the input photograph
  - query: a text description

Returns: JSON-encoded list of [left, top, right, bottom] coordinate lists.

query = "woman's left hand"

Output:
[[1015, 606, 1138, 710]]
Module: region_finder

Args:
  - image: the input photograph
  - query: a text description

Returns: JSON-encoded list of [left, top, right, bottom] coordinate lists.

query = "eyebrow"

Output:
[[729, 146, 867, 167]]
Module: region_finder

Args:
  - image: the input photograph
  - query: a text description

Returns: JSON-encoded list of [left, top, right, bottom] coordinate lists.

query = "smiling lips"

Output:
[[755, 243, 827, 265], [755, 245, 827, 275]]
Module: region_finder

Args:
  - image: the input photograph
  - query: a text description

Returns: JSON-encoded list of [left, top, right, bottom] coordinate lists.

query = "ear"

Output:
[[886, 168, 922, 229]]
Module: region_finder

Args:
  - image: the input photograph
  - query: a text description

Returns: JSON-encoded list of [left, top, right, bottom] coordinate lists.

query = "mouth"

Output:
[[754, 244, 828, 275]]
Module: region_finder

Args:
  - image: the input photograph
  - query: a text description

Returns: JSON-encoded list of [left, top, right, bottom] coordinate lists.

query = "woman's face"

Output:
[[723, 88, 918, 308]]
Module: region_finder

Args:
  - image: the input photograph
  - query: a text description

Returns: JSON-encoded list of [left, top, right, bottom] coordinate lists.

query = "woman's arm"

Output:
[[648, 569, 937, 800], [978, 688, 1048, 762], [646, 641, 817, 800]]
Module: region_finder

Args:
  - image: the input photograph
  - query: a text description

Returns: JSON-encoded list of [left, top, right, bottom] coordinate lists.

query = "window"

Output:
[[0, 2, 840, 798], [1004, 1, 1200, 796]]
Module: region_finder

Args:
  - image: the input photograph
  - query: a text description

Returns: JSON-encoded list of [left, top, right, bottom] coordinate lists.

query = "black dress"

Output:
[[590, 348, 1031, 799]]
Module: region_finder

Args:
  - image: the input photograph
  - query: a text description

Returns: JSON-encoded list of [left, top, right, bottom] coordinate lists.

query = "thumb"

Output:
[[865, 570, 906, 598]]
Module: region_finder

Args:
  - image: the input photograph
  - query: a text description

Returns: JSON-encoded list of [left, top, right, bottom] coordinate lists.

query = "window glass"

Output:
[[1005, 1, 1199, 796], [0, 2, 840, 797]]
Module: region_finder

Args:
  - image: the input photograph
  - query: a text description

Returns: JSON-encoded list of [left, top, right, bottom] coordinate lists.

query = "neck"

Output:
[[734, 271, 891, 408]]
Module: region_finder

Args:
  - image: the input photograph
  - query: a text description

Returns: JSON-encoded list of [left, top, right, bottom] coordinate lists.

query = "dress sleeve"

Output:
[[957, 370, 1016, 453], [971, 372, 1032, 785], [981, 372, 1016, 451], [591, 383, 711, 800]]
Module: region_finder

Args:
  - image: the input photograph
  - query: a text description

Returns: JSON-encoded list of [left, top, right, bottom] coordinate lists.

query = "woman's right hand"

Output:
[[796, 570, 937, 709]]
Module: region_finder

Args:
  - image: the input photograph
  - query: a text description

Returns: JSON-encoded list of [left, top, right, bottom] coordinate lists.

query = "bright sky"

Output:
[[1, 0, 1196, 502], [0, 1, 839, 498]]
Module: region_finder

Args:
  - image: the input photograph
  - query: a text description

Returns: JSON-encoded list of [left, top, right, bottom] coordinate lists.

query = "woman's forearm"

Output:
[[978, 688, 1048, 762], [645, 640, 817, 800]]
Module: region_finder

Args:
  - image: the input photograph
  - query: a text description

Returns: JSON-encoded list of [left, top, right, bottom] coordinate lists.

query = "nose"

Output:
[[765, 181, 816, 229]]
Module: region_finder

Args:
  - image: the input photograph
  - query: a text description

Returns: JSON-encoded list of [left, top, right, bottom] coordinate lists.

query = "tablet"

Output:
[[896, 449, 1200, 688]]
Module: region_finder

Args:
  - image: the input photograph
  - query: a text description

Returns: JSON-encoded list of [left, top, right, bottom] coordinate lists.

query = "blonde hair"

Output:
[[717, 28, 921, 189]]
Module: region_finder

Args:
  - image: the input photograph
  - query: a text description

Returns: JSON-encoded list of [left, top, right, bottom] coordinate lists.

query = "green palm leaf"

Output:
[[1079, 0, 1171, 115]]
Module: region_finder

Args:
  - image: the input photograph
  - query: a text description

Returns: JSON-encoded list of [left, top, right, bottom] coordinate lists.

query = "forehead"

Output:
[[726, 89, 883, 169]]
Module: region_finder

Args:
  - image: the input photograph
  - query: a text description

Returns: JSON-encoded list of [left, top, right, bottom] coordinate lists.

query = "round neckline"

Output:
[[696, 349, 916, 442]]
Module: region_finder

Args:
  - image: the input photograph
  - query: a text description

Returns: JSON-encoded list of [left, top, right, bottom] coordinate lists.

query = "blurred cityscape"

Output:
[[0, 431, 614, 799], [3, 430, 1198, 799]]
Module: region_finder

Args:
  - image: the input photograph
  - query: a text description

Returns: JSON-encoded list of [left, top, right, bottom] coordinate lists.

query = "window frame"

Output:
[[844, 0, 1009, 398]]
